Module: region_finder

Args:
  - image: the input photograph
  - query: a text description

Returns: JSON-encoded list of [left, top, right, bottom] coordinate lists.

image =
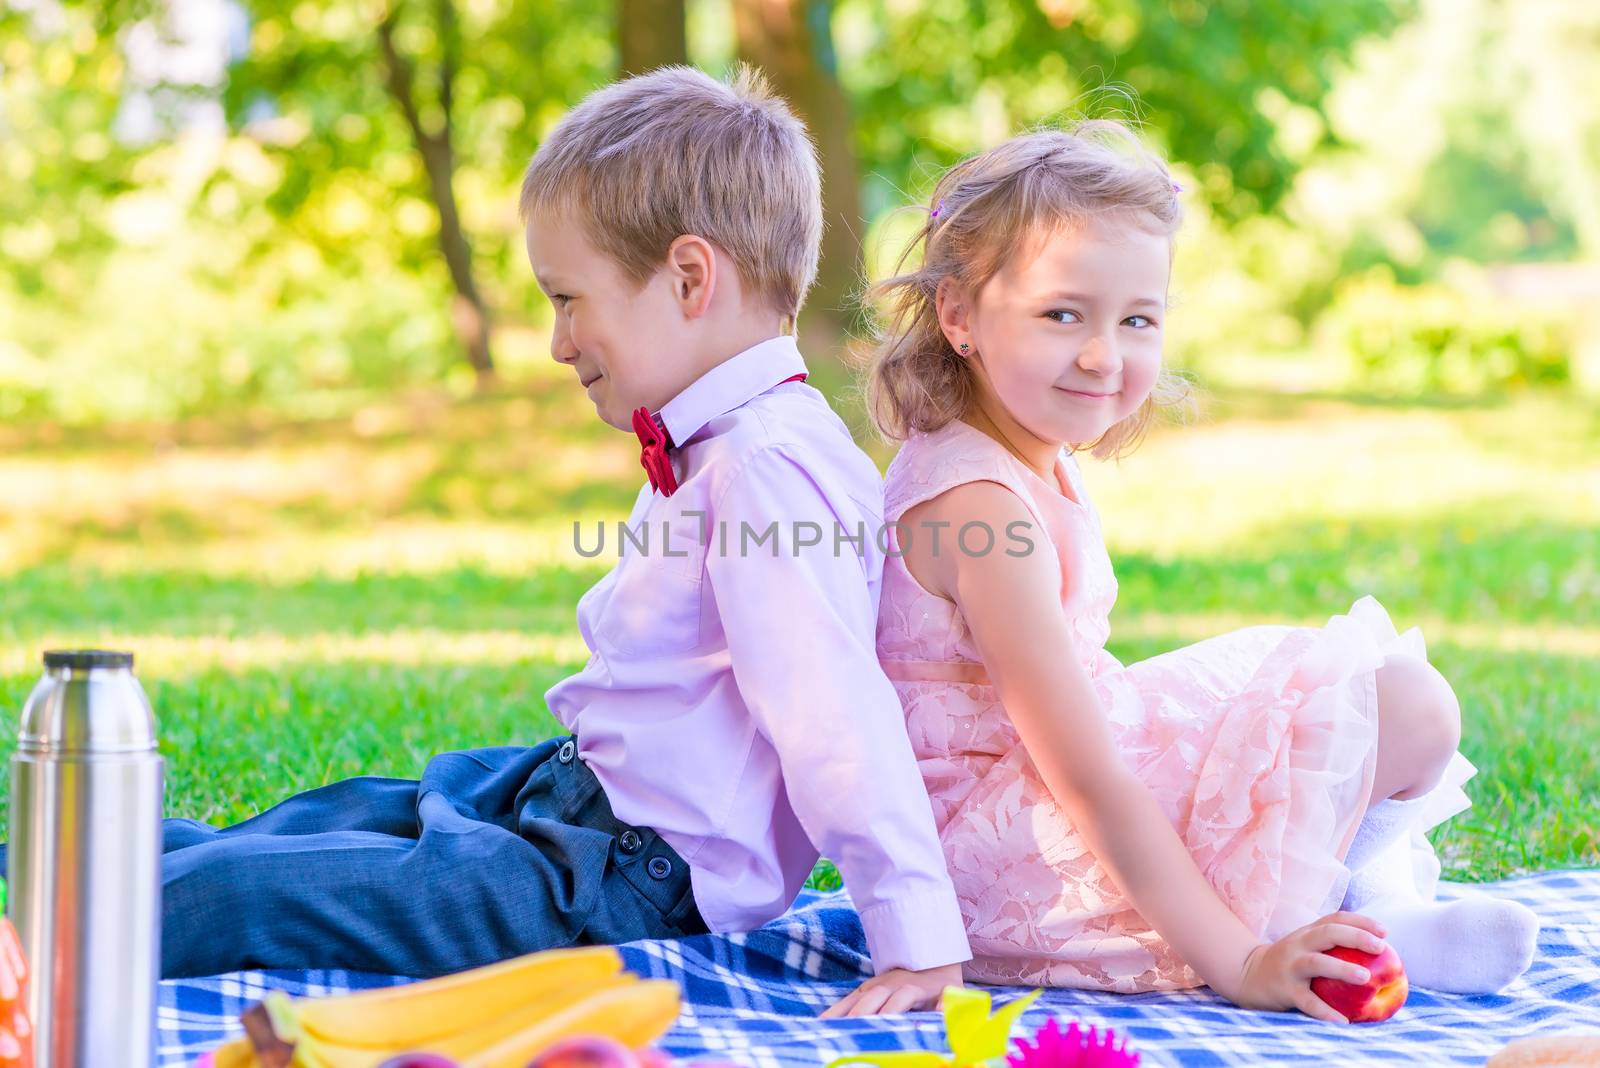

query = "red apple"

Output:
[[1310, 944, 1409, 1023]]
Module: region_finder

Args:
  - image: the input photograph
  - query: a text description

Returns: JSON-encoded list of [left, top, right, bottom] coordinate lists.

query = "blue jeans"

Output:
[[8, 738, 705, 978]]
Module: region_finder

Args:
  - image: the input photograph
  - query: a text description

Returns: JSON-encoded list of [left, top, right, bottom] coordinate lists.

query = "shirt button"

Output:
[[619, 830, 643, 854], [647, 857, 673, 880], [558, 740, 576, 764]]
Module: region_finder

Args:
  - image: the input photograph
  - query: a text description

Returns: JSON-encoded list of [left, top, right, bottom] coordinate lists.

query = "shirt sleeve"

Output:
[[702, 444, 973, 973]]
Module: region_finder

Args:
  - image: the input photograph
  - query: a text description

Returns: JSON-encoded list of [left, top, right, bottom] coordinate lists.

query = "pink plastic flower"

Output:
[[1006, 1018, 1139, 1068]]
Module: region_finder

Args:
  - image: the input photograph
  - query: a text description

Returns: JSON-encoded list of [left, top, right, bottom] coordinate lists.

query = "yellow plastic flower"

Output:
[[825, 987, 1043, 1068]]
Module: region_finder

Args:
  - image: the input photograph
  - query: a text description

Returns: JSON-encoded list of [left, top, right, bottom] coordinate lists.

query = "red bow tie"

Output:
[[631, 406, 678, 497], [631, 372, 808, 498]]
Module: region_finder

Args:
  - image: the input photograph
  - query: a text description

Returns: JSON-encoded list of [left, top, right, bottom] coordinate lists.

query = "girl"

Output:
[[853, 124, 1537, 1022]]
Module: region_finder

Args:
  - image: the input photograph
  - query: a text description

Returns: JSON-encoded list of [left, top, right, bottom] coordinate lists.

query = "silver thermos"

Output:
[[8, 650, 163, 1068]]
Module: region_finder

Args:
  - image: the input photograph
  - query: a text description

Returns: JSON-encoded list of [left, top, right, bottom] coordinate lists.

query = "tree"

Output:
[[618, 0, 688, 76], [734, 0, 865, 346], [378, 0, 494, 382], [214, 0, 611, 382]]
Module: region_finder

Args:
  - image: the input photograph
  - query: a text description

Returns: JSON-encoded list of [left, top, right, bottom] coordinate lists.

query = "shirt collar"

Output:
[[656, 335, 808, 447]]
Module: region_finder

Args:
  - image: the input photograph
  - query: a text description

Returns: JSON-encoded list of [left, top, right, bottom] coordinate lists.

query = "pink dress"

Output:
[[877, 418, 1445, 992]]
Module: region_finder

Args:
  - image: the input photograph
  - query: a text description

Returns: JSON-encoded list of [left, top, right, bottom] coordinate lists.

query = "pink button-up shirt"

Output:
[[544, 335, 972, 973]]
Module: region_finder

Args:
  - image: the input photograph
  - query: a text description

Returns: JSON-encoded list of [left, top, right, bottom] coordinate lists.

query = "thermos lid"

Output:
[[43, 650, 134, 671], [20, 649, 157, 754]]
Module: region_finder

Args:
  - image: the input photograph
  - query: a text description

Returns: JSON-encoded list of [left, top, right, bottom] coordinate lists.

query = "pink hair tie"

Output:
[[1171, 180, 1184, 192], [930, 198, 946, 220]]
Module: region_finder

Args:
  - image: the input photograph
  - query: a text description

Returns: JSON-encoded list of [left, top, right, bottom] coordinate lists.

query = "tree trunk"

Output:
[[733, 0, 864, 357], [378, 0, 495, 384], [618, 0, 688, 76]]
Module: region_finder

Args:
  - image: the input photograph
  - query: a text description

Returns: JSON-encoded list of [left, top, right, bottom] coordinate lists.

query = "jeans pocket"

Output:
[[587, 830, 700, 942]]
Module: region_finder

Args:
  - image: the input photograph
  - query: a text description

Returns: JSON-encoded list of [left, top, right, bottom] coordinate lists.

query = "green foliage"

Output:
[[0, 3, 149, 288], [1474, 0, 1600, 259], [836, 0, 1410, 222], [1318, 268, 1572, 395], [0, 209, 459, 422], [1149, 0, 1600, 391], [216, 0, 610, 267], [1407, 124, 1581, 270], [4, 0, 1597, 422], [0, 0, 613, 423]]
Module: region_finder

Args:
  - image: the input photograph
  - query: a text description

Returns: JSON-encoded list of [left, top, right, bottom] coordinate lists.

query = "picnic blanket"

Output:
[[160, 871, 1600, 1067]]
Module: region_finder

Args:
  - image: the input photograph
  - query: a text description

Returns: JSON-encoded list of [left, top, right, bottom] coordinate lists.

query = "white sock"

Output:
[[1339, 787, 1537, 994], [1342, 794, 1431, 905], [1360, 892, 1539, 994]]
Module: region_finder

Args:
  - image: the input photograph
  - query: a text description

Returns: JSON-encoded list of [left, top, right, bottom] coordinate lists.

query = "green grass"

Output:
[[1, 373, 1596, 882]]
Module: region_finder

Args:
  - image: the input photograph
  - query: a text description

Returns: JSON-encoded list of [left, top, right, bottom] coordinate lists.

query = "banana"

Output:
[[210, 1037, 260, 1068], [456, 980, 681, 1068], [282, 945, 625, 1050], [270, 972, 644, 1068], [430, 975, 664, 1061]]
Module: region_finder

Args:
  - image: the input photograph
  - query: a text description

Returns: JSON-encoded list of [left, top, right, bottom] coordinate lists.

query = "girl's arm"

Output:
[[904, 480, 1386, 1021]]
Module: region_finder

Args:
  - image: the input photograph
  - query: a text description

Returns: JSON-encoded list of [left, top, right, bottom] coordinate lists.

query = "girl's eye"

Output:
[[1045, 309, 1081, 324], [550, 294, 572, 309], [1125, 314, 1156, 328]]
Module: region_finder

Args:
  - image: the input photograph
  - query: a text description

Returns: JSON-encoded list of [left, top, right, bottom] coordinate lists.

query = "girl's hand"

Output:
[[1229, 911, 1390, 1024], [820, 963, 964, 1017]]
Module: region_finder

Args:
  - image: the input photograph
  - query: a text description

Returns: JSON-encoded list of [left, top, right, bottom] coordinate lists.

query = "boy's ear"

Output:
[[935, 277, 973, 355], [665, 234, 717, 319]]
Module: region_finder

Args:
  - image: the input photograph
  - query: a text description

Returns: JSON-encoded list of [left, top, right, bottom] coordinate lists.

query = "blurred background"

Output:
[[1, 0, 1595, 880]]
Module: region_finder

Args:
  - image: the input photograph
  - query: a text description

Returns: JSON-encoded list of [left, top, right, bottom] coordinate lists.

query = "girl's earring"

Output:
[[959, 342, 970, 354]]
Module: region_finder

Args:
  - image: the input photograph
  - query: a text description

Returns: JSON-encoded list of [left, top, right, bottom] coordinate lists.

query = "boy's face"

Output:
[[525, 212, 692, 430]]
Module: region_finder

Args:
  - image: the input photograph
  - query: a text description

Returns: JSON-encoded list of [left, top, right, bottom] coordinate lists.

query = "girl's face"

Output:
[[942, 216, 1171, 450]]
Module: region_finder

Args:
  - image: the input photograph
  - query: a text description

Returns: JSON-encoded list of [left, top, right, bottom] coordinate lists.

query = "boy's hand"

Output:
[[820, 963, 965, 1018]]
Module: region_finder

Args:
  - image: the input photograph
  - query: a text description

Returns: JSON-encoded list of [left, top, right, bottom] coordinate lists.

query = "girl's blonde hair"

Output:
[[864, 121, 1191, 458]]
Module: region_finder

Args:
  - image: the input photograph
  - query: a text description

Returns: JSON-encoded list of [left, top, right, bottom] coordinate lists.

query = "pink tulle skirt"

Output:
[[910, 596, 1468, 992]]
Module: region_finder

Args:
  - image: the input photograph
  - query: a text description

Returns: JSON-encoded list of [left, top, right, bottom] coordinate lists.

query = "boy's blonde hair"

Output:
[[865, 121, 1191, 459], [520, 65, 822, 323]]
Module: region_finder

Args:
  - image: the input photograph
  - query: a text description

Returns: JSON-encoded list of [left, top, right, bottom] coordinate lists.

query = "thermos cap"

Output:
[[20, 649, 157, 755], [43, 650, 134, 671]]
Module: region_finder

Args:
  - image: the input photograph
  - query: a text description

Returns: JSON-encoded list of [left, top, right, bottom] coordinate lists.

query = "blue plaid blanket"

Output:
[[161, 871, 1600, 1067]]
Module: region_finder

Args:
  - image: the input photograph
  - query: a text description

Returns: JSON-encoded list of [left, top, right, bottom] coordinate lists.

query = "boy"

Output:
[[519, 64, 968, 1017], [90, 66, 970, 1017]]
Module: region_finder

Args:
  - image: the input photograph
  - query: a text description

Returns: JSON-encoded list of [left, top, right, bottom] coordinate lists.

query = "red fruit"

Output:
[[525, 1035, 639, 1068], [0, 926, 19, 1011], [376, 1056, 460, 1068], [0, 919, 31, 1068], [1310, 945, 1408, 1023]]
